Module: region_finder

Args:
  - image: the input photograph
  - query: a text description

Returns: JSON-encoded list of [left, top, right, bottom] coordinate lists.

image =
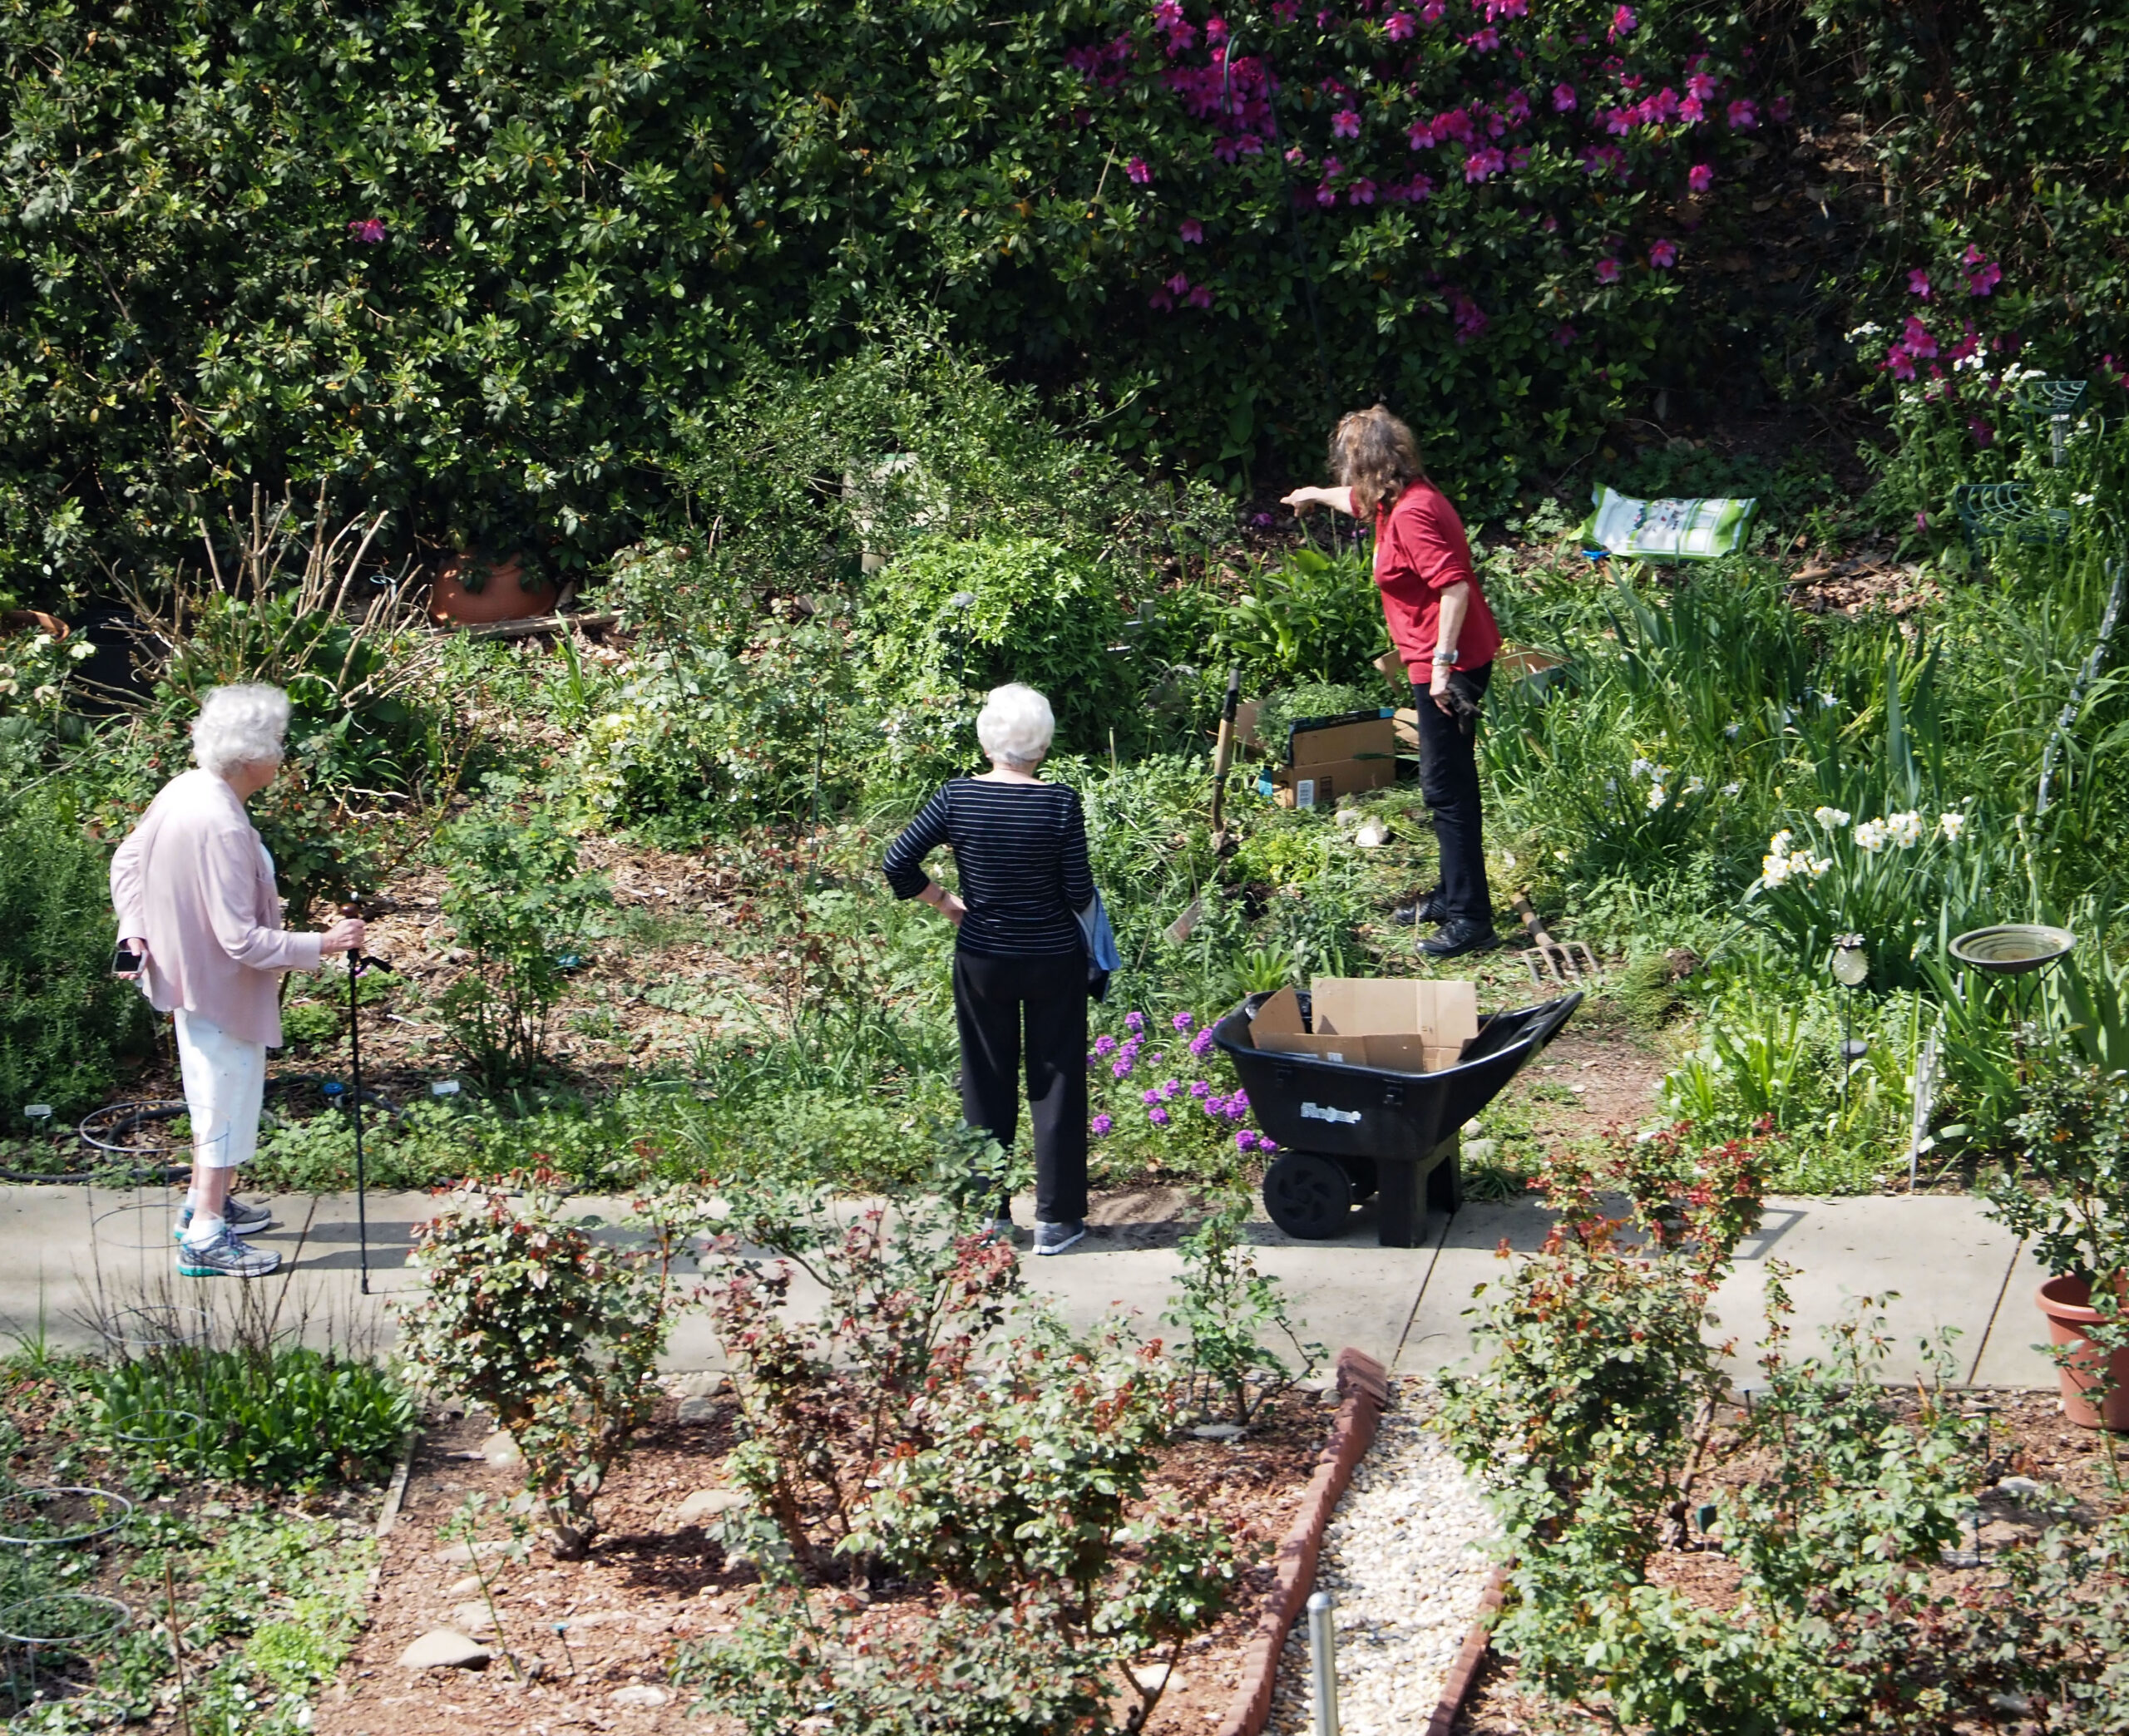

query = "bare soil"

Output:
[[321, 1383, 1334, 1736]]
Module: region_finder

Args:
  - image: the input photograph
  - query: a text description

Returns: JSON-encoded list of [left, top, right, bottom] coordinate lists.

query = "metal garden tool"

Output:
[[1165, 666, 1243, 944], [1511, 890, 1597, 984], [339, 903, 395, 1295]]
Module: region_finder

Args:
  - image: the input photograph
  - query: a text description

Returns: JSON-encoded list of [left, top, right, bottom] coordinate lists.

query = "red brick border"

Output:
[[1213, 1347, 1388, 1736], [1423, 1566, 1507, 1736]]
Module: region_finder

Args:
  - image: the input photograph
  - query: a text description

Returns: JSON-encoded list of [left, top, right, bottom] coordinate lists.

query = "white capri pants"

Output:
[[172, 1009, 267, 1171]]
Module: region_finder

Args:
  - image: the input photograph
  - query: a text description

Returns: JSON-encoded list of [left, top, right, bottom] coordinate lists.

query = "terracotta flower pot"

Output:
[[0, 609, 67, 640], [2036, 1274, 2129, 1431], [428, 554, 555, 626]]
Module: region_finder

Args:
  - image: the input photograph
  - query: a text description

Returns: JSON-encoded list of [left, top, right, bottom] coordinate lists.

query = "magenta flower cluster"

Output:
[[1878, 248, 2003, 382], [1087, 1007, 1263, 1146]]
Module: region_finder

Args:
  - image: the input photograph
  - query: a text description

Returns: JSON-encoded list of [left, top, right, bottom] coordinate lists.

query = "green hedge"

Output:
[[0, 0, 1784, 602]]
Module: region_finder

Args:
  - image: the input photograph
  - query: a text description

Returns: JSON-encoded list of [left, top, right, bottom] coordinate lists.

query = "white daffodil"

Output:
[[1647, 785, 1668, 811], [31, 684, 57, 706], [1721, 782, 1741, 796], [1939, 811, 1966, 841], [1762, 853, 1794, 886], [2073, 492, 2096, 507], [1813, 806, 1850, 829], [1629, 757, 1655, 779], [1770, 829, 1794, 854], [67, 639, 94, 661], [1854, 818, 1889, 853], [1807, 855, 1833, 879], [1723, 720, 1741, 738], [1886, 811, 1924, 847], [1683, 775, 1706, 796]]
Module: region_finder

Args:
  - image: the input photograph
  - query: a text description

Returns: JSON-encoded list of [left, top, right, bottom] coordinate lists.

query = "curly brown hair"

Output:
[[1327, 406, 1430, 515]]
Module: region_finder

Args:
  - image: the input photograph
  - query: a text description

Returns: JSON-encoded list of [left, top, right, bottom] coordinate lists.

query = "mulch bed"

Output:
[[320, 1383, 1335, 1736], [1450, 1388, 2129, 1735]]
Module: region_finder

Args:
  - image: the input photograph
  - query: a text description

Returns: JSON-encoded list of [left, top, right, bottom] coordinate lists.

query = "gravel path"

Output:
[[1270, 1378, 1499, 1736]]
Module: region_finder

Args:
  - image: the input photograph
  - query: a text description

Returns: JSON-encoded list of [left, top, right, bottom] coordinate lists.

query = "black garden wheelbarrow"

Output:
[[1212, 989, 1583, 1245]]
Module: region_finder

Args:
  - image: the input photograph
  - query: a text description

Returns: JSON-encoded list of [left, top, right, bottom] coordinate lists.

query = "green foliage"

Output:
[[0, 792, 152, 1127], [1250, 681, 1381, 753], [396, 1177, 684, 1557], [434, 802, 610, 1086], [91, 1344, 412, 1490], [859, 535, 1129, 773], [1223, 549, 1388, 693], [1986, 1042, 2129, 1285], [0, 0, 1784, 596], [1162, 1193, 1320, 1423]]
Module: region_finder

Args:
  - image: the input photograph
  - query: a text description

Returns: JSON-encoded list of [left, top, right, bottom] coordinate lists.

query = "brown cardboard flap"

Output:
[[1375, 648, 1408, 686], [1231, 698, 1267, 756], [1255, 1032, 1364, 1064], [1311, 977, 1479, 1046], [1291, 716, 1396, 767], [1393, 707, 1419, 752], [1269, 757, 1396, 809], [1359, 1035, 1472, 1073], [1248, 986, 1308, 1045]]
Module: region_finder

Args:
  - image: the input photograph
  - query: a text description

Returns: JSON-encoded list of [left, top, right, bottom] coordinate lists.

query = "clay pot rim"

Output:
[[0, 609, 68, 640], [2037, 1271, 2127, 1324]]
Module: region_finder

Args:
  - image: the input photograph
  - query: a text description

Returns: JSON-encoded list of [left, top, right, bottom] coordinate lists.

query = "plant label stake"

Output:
[[1307, 1590, 1340, 1736]]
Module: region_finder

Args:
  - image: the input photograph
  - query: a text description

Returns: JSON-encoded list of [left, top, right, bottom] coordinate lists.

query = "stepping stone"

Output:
[[480, 1431, 524, 1468], [399, 1628, 491, 1669], [433, 1541, 509, 1566], [674, 1490, 747, 1526], [611, 1684, 670, 1708], [676, 1395, 720, 1423], [1133, 1664, 1182, 1693], [1189, 1423, 1247, 1440]]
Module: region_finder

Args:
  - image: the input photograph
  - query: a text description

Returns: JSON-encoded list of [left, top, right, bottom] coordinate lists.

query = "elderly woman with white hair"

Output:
[[884, 683, 1095, 1255], [110, 684, 365, 1278]]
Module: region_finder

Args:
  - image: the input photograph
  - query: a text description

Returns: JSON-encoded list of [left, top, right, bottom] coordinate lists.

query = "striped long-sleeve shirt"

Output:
[[883, 778, 1095, 958]]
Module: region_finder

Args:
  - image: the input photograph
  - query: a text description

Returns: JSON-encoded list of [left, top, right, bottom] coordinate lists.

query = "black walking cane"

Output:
[[340, 904, 393, 1296]]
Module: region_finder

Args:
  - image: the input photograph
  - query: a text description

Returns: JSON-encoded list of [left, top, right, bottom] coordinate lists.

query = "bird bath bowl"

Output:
[[1949, 925, 2077, 976]]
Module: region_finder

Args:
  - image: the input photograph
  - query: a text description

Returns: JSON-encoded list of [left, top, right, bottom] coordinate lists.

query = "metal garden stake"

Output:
[[341, 905, 393, 1296], [1307, 1591, 1339, 1736]]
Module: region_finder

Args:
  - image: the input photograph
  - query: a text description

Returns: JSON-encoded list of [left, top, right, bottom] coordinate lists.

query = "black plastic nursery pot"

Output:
[[1213, 989, 1582, 1245]]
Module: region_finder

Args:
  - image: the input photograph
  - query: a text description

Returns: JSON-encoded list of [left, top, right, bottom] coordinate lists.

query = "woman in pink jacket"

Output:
[[110, 686, 364, 1278]]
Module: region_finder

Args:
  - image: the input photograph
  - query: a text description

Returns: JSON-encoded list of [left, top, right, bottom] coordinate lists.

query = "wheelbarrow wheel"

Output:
[[1262, 1150, 1354, 1240]]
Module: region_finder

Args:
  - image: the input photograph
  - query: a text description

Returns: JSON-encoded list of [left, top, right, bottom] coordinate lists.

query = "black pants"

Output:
[[952, 949, 1089, 1224], [1411, 664, 1494, 930]]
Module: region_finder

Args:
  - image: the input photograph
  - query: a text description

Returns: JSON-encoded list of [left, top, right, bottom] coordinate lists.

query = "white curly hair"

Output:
[[191, 683, 292, 778], [976, 683, 1055, 769]]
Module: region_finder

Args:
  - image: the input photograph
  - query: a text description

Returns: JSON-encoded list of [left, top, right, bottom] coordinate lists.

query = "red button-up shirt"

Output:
[[1373, 480, 1500, 674]]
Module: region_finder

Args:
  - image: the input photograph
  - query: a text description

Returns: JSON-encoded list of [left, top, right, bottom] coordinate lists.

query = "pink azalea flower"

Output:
[[1687, 72, 1717, 101], [1687, 163, 1713, 193], [1126, 156, 1152, 185], [1552, 82, 1577, 111], [1908, 268, 1932, 298], [1420, 0, 1444, 18], [1883, 343, 1916, 381], [1317, 6, 1337, 24], [1386, 9, 1415, 37], [1408, 121, 1437, 149], [1348, 176, 1377, 203], [1273, 0, 1298, 17], [1286, 145, 1307, 164], [1946, 321, 1981, 364], [1648, 238, 1677, 268], [1180, 219, 1205, 243], [347, 218, 386, 244], [1315, 180, 1337, 205], [1332, 107, 1361, 137], [1464, 147, 1504, 183], [1187, 283, 1213, 307], [1679, 96, 1704, 124], [1967, 258, 2002, 297], [1902, 314, 1938, 358], [1609, 2, 1637, 34], [1596, 258, 1622, 284], [1165, 271, 1191, 295], [1206, 13, 1230, 42], [1554, 322, 1577, 347], [1968, 417, 1993, 448], [1726, 98, 1757, 129], [1465, 25, 1499, 48], [1771, 96, 1792, 121]]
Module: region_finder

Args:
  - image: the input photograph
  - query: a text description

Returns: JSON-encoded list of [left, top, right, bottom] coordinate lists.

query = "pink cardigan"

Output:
[[109, 769, 323, 1046]]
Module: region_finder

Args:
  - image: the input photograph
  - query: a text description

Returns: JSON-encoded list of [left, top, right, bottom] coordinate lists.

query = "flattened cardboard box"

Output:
[[1263, 713, 1399, 809], [1247, 978, 1477, 1072]]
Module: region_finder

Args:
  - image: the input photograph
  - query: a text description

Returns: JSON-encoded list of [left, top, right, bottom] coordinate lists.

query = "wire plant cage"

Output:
[[2013, 377, 2097, 467], [1952, 482, 2073, 551]]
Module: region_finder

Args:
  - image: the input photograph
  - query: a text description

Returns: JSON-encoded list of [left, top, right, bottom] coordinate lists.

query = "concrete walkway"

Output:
[[0, 1183, 2059, 1388]]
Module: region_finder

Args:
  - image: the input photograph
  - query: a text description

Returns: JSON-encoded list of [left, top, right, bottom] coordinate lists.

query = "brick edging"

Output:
[[1423, 1565, 1508, 1736], [1213, 1346, 1390, 1736]]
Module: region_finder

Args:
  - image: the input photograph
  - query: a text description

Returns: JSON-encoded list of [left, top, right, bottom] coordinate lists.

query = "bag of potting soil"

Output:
[[1581, 485, 1758, 561]]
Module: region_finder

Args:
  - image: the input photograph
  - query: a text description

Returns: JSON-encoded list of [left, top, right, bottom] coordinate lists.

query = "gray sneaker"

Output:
[[177, 1229, 282, 1280], [174, 1195, 277, 1241], [1033, 1221, 1087, 1257]]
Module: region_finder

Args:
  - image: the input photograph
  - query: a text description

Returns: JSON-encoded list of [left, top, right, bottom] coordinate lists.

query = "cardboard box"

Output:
[[1248, 978, 1478, 1072], [1260, 710, 1399, 809]]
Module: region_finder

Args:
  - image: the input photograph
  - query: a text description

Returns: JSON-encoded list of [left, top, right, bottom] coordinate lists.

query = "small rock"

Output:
[[399, 1629, 491, 1669], [480, 1431, 524, 1469], [433, 1541, 508, 1566], [1188, 1423, 1247, 1440], [1133, 1664, 1181, 1693], [452, 1602, 497, 1634], [442, 1574, 483, 1599], [677, 1372, 728, 1399], [676, 1394, 722, 1423], [1463, 1137, 1499, 1162], [1994, 1476, 2048, 1503], [611, 1684, 670, 1709], [1353, 820, 1391, 848], [674, 1489, 748, 1526]]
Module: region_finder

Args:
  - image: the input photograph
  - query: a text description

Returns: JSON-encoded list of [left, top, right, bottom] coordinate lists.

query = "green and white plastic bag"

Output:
[[1581, 485, 1758, 560]]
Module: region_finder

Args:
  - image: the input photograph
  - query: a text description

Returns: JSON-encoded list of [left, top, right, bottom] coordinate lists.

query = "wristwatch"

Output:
[[1431, 649, 1458, 664]]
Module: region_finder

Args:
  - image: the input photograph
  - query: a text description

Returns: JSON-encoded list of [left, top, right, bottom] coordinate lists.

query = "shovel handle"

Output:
[[1209, 665, 1241, 835]]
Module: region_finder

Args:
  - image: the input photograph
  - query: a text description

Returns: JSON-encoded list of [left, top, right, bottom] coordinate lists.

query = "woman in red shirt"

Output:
[[1282, 407, 1501, 958]]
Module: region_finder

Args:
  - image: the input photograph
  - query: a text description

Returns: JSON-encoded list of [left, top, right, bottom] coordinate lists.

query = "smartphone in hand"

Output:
[[111, 944, 143, 978]]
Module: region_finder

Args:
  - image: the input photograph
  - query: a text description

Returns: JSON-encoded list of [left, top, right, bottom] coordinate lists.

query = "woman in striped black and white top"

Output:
[[885, 683, 1094, 1255]]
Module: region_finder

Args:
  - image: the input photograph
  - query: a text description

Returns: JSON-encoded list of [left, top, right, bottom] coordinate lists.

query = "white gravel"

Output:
[[1270, 1378, 1499, 1736]]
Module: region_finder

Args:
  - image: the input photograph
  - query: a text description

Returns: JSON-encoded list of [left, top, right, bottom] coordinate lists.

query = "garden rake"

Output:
[[1511, 890, 1597, 986]]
